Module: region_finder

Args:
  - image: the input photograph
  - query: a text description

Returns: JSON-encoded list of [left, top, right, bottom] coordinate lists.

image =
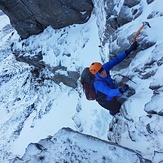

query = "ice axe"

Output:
[[133, 22, 151, 42], [121, 75, 137, 86]]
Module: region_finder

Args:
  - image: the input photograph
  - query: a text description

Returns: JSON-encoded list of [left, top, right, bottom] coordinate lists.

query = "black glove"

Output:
[[125, 41, 138, 55], [119, 84, 129, 94]]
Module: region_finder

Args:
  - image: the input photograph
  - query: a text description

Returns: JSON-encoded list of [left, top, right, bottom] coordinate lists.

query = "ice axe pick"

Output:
[[134, 21, 151, 42]]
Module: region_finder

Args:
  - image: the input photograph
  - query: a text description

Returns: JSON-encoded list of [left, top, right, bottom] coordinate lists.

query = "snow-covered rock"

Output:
[[0, 0, 93, 39], [1, 0, 163, 162], [12, 128, 150, 163]]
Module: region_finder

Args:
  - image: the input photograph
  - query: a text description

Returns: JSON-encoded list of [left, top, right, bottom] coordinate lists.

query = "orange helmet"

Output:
[[89, 62, 102, 75]]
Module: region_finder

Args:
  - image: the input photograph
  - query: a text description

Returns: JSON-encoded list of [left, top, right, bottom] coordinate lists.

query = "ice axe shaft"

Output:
[[134, 22, 151, 42], [121, 75, 137, 86]]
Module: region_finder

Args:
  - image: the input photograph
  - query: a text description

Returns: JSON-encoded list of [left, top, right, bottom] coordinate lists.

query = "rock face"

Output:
[[0, 0, 93, 39], [12, 128, 150, 163], [101, 0, 156, 71]]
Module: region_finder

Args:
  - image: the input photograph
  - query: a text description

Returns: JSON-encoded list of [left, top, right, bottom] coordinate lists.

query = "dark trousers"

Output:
[[96, 92, 121, 116]]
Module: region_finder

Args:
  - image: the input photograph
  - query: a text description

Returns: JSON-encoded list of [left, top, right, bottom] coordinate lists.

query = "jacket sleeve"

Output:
[[94, 81, 121, 98], [103, 51, 127, 70]]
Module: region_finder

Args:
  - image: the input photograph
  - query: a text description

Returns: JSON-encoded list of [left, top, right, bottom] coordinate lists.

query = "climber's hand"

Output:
[[125, 41, 138, 55], [119, 84, 129, 94], [130, 41, 138, 51]]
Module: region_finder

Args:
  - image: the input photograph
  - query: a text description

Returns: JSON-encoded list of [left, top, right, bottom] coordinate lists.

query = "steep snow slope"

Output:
[[101, 0, 163, 161], [0, 0, 163, 162], [0, 11, 112, 162]]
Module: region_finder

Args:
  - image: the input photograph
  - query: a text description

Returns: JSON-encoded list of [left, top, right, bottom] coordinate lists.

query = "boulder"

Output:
[[0, 0, 93, 38], [146, 0, 154, 4]]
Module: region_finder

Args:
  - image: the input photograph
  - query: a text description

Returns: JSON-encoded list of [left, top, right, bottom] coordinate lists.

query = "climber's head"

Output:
[[89, 62, 107, 78], [89, 62, 103, 75]]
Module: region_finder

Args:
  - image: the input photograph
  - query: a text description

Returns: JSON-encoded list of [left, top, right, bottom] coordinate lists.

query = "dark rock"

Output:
[[0, 0, 93, 38], [137, 38, 156, 50], [124, 0, 140, 8], [106, 17, 119, 31], [139, 69, 156, 79], [14, 51, 45, 69], [14, 51, 80, 88], [105, 1, 117, 16], [102, 0, 143, 53], [147, 11, 163, 19], [131, 5, 143, 19], [149, 85, 162, 90], [104, 0, 142, 32], [108, 30, 156, 71], [146, 0, 154, 4], [12, 47, 80, 88], [117, 4, 142, 27], [157, 57, 163, 66]]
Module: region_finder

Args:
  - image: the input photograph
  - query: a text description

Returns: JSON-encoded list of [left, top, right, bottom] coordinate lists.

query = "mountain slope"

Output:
[[0, 0, 163, 162], [12, 128, 150, 163]]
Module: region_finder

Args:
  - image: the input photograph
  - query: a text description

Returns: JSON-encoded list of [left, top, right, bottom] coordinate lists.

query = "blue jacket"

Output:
[[94, 51, 127, 101]]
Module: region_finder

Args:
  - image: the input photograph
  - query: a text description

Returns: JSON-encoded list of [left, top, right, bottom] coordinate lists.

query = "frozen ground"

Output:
[[0, 0, 163, 162]]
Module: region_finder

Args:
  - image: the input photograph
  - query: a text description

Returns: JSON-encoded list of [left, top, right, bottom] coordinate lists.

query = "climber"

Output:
[[89, 41, 138, 116]]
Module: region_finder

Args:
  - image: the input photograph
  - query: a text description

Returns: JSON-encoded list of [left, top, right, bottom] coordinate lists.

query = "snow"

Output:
[[13, 128, 142, 163], [1, 0, 163, 162], [0, 12, 109, 160]]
